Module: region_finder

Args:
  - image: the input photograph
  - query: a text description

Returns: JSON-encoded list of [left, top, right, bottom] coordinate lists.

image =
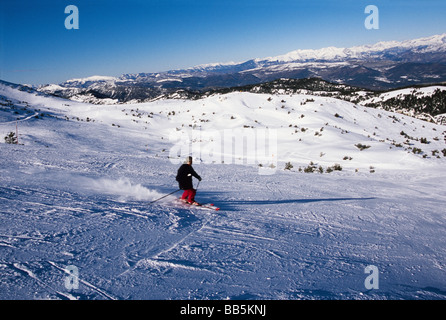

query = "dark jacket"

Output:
[[176, 164, 201, 190]]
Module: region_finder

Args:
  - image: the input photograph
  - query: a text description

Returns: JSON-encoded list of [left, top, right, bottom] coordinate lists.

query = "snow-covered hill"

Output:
[[361, 85, 446, 124], [1, 81, 445, 300]]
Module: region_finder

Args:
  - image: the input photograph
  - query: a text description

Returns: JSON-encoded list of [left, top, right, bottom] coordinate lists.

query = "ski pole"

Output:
[[150, 189, 181, 204]]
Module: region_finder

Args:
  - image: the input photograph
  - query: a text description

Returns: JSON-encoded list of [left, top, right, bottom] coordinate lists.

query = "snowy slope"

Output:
[[1, 82, 446, 300]]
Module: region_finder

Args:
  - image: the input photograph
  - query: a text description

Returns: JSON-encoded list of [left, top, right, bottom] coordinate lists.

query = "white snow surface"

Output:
[[1, 82, 446, 300]]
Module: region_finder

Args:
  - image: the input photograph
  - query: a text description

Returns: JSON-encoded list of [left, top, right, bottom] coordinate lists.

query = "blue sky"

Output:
[[1, 0, 445, 85]]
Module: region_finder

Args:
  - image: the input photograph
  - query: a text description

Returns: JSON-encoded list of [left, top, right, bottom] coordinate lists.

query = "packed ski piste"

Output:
[[1, 81, 446, 300]]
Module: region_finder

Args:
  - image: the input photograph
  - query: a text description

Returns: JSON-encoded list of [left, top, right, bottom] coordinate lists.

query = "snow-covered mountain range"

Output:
[[38, 33, 446, 103]]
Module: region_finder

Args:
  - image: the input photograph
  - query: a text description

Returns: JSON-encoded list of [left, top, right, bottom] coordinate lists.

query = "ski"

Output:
[[197, 203, 220, 211], [176, 199, 220, 211]]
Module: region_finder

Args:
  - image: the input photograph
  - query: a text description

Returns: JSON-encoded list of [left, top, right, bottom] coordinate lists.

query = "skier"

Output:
[[176, 156, 202, 205]]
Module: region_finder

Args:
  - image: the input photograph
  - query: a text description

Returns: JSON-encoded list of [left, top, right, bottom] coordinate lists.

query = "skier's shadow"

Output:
[[197, 192, 376, 211]]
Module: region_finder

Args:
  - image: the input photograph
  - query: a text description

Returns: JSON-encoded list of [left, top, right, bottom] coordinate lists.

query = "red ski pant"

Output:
[[181, 189, 196, 203]]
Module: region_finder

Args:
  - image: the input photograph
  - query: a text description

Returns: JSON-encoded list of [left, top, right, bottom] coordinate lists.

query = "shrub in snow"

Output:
[[303, 165, 316, 173], [4, 132, 17, 144], [355, 143, 371, 151], [326, 164, 342, 172], [420, 137, 429, 144], [284, 162, 293, 170]]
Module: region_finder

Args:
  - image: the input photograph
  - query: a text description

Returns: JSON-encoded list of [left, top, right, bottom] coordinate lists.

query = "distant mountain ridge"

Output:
[[36, 33, 446, 103]]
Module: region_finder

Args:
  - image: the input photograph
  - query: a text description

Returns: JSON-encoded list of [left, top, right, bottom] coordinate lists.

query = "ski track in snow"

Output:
[[1, 84, 446, 300]]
